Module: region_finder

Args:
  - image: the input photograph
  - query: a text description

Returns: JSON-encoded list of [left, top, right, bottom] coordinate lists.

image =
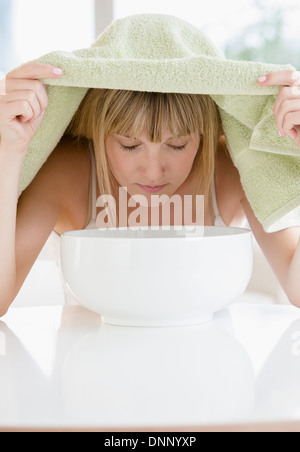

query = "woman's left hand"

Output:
[[258, 70, 300, 150]]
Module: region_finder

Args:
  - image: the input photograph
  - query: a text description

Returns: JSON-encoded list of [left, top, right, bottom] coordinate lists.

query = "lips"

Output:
[[137, 184, 168, 193]]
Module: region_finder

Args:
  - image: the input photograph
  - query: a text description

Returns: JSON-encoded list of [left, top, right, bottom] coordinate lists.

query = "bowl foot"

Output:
[[102, 314, 214, 327]]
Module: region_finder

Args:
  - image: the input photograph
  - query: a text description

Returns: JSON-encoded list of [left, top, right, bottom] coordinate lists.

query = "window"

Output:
[[2, 0, 299, 76], [0, 0, 17, 76], [113, 0, 300, 67], [0, 0, 95, 76]]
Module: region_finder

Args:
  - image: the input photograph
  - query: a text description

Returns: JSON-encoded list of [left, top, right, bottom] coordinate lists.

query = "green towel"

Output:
[[17, 13, 300, 232]]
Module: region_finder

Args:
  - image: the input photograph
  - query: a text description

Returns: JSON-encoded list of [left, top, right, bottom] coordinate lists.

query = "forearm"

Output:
[[0, 148, 24, 312], [240, 196, 300, 306], [287, 236, 300, 307]]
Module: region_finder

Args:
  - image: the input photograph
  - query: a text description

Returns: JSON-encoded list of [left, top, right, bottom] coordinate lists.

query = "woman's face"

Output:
[[105, 128, 201, 202]]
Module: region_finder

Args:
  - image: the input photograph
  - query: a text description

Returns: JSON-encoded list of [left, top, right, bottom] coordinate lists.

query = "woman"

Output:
[[0, 62, 299, 315]]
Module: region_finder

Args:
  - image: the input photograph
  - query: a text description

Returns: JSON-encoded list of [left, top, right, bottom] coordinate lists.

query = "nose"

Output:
[[140, 152, 166, 184]]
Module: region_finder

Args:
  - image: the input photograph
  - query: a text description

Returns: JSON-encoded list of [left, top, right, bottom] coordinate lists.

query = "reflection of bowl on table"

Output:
[[62, 321, 255, 425], [61, 226, 253, 327]]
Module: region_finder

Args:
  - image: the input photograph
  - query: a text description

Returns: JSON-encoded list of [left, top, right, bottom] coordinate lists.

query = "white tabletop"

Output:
[[1, 302, 300, 431]]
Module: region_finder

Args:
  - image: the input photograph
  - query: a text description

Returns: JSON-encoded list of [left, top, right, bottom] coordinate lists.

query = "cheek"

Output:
[[106, 142, 125, 173], [176, 152, 197, 174], [108, 150, 135, 181]]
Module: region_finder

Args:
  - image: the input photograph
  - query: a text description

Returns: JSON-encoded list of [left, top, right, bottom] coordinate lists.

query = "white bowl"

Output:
[[61, 226, 253, 327]]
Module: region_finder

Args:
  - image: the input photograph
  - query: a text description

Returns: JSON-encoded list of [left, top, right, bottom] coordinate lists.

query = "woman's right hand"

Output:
[[0, 62, 63, 156]]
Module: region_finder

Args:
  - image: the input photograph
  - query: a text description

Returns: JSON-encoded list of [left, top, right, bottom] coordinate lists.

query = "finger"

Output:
[[287, 128, 298, 141], [6, 62, 63, 80], [1, 90, 42, 124], [4, 78, 47, 95], [30, 110, 46, 131], [276, 99, 300, 136], [258, 70, 300, 87], [292, 125, 300, 143], [0, 78, 6, 95], [2, 79, 49, 112], [0, 100, 34, 123], [273, 86, 300, 118], [282, 111, 300, 138]]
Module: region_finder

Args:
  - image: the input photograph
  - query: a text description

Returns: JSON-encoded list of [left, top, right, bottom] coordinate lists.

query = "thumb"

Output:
[[31, 110, 46, 131], [287, 126, 298, 140]]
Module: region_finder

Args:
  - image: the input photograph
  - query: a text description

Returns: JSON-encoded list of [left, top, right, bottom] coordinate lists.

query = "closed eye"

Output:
[[120, 145, 138, 152], [169, 145, 186, 152], [120, 144, 187, 152]]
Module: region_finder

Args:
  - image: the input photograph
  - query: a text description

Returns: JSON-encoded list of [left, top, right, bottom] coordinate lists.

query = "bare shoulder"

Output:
[[216, 136, 245, 199], [48, 135, 91, 204], [49, 135, 91, 231], [25, 134, 90, 210], [19, 134, 91, 234], [215, 136, 246, 226], [49, 135, 90, 179]]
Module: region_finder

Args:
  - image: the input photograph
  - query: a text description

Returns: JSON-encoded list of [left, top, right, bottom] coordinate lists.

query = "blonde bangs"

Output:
[[102, 90, 205, 142]]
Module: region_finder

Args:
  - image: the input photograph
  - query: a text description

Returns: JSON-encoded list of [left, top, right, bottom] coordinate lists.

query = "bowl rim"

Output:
[[61, 226, 252, 240]]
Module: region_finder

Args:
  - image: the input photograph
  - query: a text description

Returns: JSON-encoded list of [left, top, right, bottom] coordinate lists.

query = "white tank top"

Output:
[[83, 149, 97, 229], [212, 178, 227, 228]]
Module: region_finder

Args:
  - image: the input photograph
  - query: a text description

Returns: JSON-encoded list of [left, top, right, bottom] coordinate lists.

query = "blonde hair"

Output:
[[65, 89, 223, 226]]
